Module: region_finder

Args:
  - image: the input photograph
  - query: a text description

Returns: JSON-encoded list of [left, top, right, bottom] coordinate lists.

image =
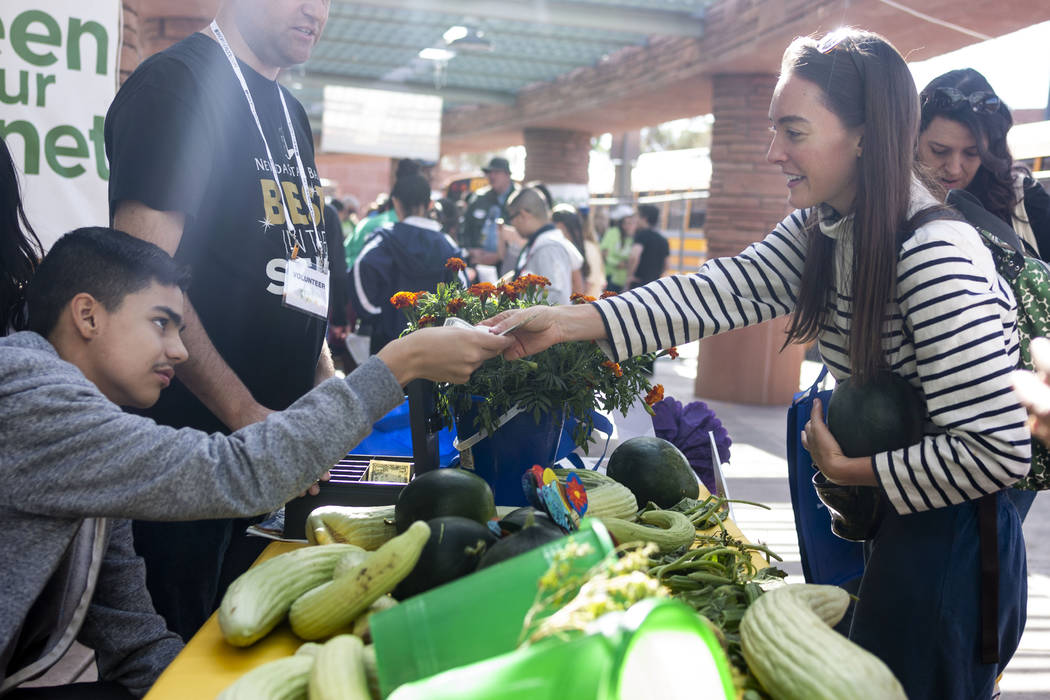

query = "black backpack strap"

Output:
[[978, 493, 1000, 665]]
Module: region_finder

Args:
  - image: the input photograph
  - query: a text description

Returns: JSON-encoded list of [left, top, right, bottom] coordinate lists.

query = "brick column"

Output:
[[695, 73, 803, 406], [121, 0, 217, 79], [523, 128, 591, 207]]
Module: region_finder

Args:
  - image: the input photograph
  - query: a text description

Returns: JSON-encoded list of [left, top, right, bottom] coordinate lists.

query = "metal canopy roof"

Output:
[[284, 0, 711, 130]]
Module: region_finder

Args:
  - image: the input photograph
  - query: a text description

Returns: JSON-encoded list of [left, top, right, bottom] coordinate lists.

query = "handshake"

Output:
[[443, 315, 531, 337]]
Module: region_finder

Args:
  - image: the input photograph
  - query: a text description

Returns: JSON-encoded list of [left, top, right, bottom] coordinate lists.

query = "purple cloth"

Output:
[[651, 397, 732, 493]]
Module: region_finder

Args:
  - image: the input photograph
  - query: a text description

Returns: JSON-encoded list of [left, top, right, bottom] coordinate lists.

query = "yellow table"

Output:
[[694, 483, 772, 572], [144, 541, 306, 699], [146, 490, 768, 698]]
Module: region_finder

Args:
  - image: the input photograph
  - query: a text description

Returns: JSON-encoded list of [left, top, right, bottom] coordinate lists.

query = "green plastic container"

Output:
[[370, 519, 615, 696], [385, 598, 736, 700]]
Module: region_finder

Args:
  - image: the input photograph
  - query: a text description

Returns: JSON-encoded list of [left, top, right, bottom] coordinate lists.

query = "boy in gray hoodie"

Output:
[[0, 227, 509, 697]]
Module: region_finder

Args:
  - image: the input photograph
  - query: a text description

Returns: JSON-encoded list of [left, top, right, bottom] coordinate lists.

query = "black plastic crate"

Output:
[[283, 453, 411, 540]]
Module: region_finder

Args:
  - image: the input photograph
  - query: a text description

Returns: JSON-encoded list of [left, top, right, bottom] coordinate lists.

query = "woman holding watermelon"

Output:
[[491, 28, 1028, 700]]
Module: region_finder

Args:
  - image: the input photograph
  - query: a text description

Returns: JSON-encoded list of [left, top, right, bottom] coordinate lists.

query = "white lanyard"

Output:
[[209, 20, 327, 272]]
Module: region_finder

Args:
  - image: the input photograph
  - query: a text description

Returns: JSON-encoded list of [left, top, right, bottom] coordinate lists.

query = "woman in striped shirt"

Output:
[[492, 29, 1028, 699]]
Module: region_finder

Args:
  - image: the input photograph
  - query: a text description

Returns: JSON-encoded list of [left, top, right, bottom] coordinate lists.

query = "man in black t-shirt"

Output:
[[104, 0, 334, 640], [626, 203, 670, 289]]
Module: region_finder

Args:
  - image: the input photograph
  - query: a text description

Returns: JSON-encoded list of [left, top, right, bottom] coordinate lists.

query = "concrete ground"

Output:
[[653, 342, 1050, 699]]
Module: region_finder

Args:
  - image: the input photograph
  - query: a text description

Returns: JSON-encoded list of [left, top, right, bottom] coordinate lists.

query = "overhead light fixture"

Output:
[[442, 25, 469, 44], [443, 25, 491, 52], [418, 47, 455, 62]]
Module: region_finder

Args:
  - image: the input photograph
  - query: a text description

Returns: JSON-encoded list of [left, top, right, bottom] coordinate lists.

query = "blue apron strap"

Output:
[[807, 365, 829, 400]]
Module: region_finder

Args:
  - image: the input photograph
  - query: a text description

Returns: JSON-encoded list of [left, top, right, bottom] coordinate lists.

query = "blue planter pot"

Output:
[[454, 398, 579, 506]]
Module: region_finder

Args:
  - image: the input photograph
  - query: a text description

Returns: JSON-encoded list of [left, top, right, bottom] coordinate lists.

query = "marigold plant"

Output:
[[397, 260, 655, 450]]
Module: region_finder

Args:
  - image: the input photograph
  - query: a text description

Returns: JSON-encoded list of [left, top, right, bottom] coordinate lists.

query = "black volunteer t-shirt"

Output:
[[633, 227, 670, 285], [106, 33, 327, 434]]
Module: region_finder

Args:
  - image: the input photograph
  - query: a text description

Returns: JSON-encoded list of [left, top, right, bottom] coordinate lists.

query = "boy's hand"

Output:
[[300, 470, 331, 498], [377, 327, 512, 385]]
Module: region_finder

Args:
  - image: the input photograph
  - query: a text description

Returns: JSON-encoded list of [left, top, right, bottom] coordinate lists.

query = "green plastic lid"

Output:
[[371, 519, 615, 695], [385, 598, 735, 700]]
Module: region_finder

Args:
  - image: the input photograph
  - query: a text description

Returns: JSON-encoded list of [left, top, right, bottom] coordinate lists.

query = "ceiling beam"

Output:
[[308, 54, 575, 84], [314, 38, 589, 70], [324, 10, 643, 47], [284, 72, 519, 106], [341, 0, 706, 38]]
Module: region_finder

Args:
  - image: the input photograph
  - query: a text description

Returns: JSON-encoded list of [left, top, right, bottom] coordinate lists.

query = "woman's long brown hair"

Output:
[[781, 30, 920, 384]]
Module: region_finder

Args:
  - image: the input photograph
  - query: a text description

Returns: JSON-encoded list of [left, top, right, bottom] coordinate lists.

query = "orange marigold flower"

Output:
[[446, 298, 466, 314], [418, 315, 438, 327], [601, 361, 623, 378], [468, 282, 497, 301], [600, 290, 619, 299], [445, 257, 467, 272], [518, 274, 551, 288], [570, 293, 597, 304], [498, 283, 519, 300], [390, 291, 418, 309], [644, 384, 665, 406], [668, 346, 679, 359]]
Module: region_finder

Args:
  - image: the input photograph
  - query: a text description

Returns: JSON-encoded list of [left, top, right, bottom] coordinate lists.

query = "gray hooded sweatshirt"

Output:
[[0, 332, 403, 696]]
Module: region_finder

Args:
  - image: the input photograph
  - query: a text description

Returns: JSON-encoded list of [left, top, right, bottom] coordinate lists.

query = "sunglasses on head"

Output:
[[924, 87, 1001, 114]]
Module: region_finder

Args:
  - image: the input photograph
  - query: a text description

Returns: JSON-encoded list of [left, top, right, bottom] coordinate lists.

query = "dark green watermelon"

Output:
[[826, 371, 925, 457], [606, 436, 700, 508], [393, 516, 498, 599], [394, 468, 496, 533], [476, 525, 565, 570]]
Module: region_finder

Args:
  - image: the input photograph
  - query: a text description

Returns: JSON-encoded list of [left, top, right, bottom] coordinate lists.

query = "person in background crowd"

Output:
[[341, 194, 361, 232], [591, 206, 610, 244], [324, 198, 353, 373], [492, 29, 1029, 699], [462, 157, 519, 268], [625, 203, 670, 289], [525, 181, 555, 211], [351, 165, 465, 354], [0, 227, 509, 698], [917, 69, 1050, 522], [507, 188, 582, 306], [599, 203, 637, 292], [552, 204, 605, 297], [105, 0, 338, 640], [345, 161, 422, 271], [429, 197, 462, 243], [917, 69, 1050, 261], [0, 137, 42, 335]]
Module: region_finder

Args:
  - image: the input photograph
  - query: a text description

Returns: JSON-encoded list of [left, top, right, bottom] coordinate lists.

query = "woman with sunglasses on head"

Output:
[[918, 69, 1050, 260], [492, 29, 1028, 698], [918, 70, 1048, 524]]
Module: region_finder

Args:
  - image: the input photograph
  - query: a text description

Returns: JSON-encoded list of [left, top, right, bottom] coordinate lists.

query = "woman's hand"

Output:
[[1011, 337, 1050, 446], [486, 303, 609, 360], [802, 398, 878, 486], [484, 306, 568, 361]]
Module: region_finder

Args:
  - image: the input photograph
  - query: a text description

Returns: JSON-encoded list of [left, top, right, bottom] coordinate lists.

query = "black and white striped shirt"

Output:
[[594, 197, 1031, 515]]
